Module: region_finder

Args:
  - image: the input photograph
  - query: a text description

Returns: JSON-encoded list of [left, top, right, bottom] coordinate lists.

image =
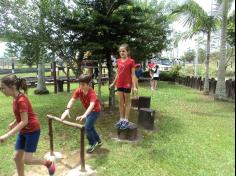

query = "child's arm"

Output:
[[132, 68, 137, 91], [8, 120, 17, 130], [0, 112, 28, 143], [149, 70, 153, 78], [76, 102, 95, 121], [109, 72, 118, 89], [61, 98, 77, 120]]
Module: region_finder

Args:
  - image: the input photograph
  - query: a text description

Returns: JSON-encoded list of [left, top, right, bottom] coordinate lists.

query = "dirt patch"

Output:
[[12, 148, 108, 176]]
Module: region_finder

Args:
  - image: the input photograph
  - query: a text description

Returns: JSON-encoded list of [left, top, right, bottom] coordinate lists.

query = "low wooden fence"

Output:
[[176, 76, 235, 101]]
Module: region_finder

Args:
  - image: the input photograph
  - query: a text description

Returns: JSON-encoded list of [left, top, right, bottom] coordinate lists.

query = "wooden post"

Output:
[[67, 66, 70, 93], [80, 127, 85, 172], [138, 96, 151, 109], [53, 61, 57, 94], [138, 108, 155, 130], [48, 118, 54, 156]]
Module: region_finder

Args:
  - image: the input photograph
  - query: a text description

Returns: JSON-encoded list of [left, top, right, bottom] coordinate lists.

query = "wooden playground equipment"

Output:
[[45, 115, 86, 172]]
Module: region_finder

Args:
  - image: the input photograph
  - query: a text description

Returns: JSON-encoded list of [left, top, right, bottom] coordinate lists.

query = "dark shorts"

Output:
[[152, 77, 159, 81], [117, 87, 131, 93], [15, 129, 41, 153]]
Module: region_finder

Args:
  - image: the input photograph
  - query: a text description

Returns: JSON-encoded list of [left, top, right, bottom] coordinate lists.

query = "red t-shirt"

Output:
[[73, 88, 101, 112], [13, 94, 41, 134], [148, 63, 156, 69], [116, 58, 135, 88]]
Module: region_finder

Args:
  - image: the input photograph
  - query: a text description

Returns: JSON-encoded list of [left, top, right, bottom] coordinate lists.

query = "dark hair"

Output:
[[119, 43, 130, 55], [78, 74, 92, 84], [1, 74, 28, 93]]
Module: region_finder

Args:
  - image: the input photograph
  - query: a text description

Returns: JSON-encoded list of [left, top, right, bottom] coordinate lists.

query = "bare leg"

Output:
[[154, 80, 157, 90], [135, 79, 139, 97], [118, 91, 125, 119], [14, 150, 25, 176], [124, 93, 131, 120], [24, 152, 45, 165]]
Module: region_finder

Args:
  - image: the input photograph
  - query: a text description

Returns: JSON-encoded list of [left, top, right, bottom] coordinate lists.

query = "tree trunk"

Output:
[[203, 31, 211, 95], [106, 51, 115, 109], [98, 58, 102, 100], [35, 63, 49, 94], [215, 0, 229, 100]]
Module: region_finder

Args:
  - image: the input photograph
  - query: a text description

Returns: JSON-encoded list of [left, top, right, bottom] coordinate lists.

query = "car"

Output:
[[156, 58, 172, 72]]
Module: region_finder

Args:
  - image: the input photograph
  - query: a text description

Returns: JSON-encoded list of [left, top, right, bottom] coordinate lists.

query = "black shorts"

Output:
[[117, 87, 131, 93], [152, 77, 159, 81]]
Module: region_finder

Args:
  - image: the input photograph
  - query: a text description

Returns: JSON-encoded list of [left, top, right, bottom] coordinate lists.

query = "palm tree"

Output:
[[215, 0, 234, 100], [172, 0, 220, 94]]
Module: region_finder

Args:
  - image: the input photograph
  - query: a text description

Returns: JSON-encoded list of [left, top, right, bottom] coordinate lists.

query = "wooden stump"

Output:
[[138, 96, 151, 109], [131, 97, 139, 109], [138, 108, 155, 130], [117, 122, 138, 141], [57, 80, 64, 92]]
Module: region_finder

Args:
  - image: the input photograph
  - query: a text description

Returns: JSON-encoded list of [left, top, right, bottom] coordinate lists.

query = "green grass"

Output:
[[0, 82, 234, 176]]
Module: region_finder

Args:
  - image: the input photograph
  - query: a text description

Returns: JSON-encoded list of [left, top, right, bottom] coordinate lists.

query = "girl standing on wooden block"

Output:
[[0, 75, 56, 176], [110, 44, 137, 130]]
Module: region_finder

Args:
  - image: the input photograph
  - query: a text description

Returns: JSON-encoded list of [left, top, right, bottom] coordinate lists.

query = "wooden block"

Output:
[[117, 122, 138, 141], [138, 108, 155, 130], [138, 96, 151, 109], [57, 80, 64, 92], [131, 97, 139, 108]]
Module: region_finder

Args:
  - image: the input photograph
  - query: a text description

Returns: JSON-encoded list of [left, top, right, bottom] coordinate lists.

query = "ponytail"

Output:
[[1, 74, 28, 94], [16, 77, 28, 93]]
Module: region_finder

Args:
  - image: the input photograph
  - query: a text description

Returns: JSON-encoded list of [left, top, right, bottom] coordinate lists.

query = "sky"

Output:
[[0, 0, 235, 58]]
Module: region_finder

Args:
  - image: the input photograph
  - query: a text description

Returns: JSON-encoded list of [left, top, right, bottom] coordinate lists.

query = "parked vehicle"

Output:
[[154, 58, 172, 72]]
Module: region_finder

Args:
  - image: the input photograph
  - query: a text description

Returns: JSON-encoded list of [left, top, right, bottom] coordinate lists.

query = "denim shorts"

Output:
[[15, 129, 41, 153]]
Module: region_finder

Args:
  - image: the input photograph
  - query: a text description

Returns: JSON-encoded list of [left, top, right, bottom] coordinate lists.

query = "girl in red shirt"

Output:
[[0, 75, 55, 176], [110, 44, 137, 129]]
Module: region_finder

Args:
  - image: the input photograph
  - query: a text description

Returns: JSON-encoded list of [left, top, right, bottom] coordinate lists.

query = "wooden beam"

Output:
[[47, 115, 84, 129]]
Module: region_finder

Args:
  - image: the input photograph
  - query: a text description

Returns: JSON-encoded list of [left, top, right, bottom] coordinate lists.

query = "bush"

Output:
[[159, 72, 175, 81], [171, 65, 182, 78]]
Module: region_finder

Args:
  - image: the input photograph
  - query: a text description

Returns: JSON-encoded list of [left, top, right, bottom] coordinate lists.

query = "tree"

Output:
[[0, 0, 50, 94], [58, 0, 170, 108], [172, 0, 220, 95], [198, 48, 207, 64], [215, 0, 234, 100], [181, 49, 196, 63], [227, 10, 235, 46]]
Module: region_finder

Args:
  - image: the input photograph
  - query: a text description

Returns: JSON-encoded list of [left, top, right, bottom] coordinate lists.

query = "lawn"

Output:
[[0, 81, 234, 176]]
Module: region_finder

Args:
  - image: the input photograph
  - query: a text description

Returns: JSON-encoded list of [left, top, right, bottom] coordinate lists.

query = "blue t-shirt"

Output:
[[135, 69, 143, 78]]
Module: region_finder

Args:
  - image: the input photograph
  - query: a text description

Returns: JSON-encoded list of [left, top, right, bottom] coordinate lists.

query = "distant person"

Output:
[[110, 44, 137, 130], [0, 75, 56, 176], [148, 61, 156, 90], [152, 65, 160, 90], [133, 64, 143, 97]]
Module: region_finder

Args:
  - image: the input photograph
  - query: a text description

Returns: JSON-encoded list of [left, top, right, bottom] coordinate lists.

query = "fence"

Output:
[[47, 115, 86, 172], [176, 76, 235, 101]]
